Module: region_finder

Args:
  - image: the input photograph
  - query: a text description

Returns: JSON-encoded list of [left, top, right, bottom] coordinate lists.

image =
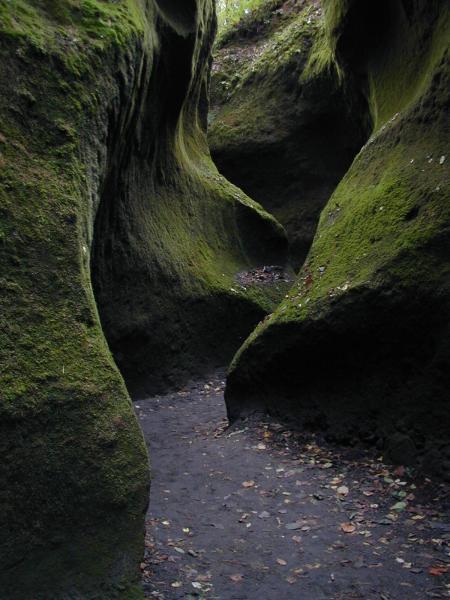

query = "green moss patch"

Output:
[[0, 0, 287, 596], [225, 0, 450, 478]]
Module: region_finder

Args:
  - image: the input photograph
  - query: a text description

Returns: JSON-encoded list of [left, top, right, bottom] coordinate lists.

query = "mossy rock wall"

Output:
[[91, 4, 289, 395], [209, 0, 369, 267], [0, 0, 286, 597], [226, 0, 450, 478]]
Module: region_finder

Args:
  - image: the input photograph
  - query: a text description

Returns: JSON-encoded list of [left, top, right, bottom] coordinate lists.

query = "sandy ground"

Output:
[[135, 372, 449, 599]]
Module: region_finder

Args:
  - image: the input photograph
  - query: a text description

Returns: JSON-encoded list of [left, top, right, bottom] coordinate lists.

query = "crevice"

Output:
[[209, 4, 372, 271], [89, 2, 287, 397]]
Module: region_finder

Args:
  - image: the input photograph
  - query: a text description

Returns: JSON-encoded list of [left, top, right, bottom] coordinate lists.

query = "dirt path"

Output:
[[136, 372, 449, 599]]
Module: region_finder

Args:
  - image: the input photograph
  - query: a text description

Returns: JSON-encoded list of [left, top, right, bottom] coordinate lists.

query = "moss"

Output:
[[0, 3, 151, 595], [226, 0, 450, 477], [216, 0, 283, 46], [0, 1, 288, 594], [209, 0, 367, 267]]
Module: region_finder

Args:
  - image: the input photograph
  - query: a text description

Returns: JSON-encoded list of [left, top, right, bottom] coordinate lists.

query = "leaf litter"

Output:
[[136, 372, 450, 599]]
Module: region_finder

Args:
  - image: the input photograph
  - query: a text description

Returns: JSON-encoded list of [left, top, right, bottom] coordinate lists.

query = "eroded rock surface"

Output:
[[209, 0, 368, 267], [226, 0, 450, 478], [0, 1, 287, 597]]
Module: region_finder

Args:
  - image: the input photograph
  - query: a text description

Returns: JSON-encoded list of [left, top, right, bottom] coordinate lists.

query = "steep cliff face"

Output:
[[226, 0, 450, 477], [91, 1, 289, 395], [209, 0, 368, 267], [0, 0, 286, 597]]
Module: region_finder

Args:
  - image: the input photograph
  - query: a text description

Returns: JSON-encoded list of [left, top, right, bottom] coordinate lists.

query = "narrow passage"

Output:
[[136, 373, 449, 599]]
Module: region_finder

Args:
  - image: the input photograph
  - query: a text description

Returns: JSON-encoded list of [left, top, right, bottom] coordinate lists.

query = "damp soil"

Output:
[[135, 372, 450, 599]]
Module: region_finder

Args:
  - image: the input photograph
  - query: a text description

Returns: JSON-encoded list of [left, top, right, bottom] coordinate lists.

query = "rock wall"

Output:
[[226, 0, 450, 478], [91, 1, 289, 396], [209, 0, 368, 267], [0, 0, 286, 597]]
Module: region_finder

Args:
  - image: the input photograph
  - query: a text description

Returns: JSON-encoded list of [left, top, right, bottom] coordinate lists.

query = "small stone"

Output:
[[285, 522, 302, 530]]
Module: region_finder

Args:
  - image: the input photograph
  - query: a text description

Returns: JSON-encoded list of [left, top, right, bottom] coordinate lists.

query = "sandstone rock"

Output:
[[0, 1, 286, 596], [209, 0, 368, 267], [226, 0, 450, 472]]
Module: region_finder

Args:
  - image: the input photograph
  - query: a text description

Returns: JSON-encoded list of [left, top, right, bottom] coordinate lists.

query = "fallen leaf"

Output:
[[429, 566, 448, 576], [341, 523, 356, 533], [285, 522, 302, 530], [391, 501, 407, 511], [305, 562, 321, 569]]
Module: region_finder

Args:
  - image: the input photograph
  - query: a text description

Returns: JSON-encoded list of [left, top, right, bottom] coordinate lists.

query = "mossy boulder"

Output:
[[0, 0, 286, 597], [226, 0, 450, 478], [209, 0, 368, 267]]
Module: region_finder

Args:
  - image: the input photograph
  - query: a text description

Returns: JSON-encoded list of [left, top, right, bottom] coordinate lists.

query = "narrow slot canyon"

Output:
[[0, 1, 449, 599]]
